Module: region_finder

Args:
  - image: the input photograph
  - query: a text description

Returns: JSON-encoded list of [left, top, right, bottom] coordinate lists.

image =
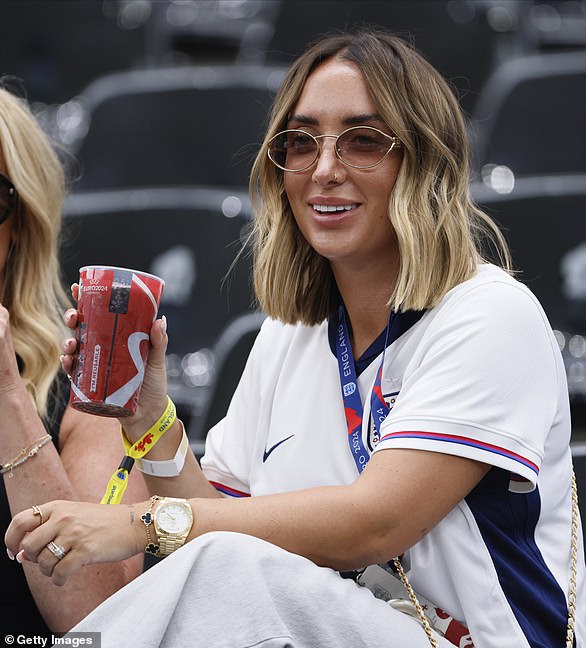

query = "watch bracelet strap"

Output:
[[135, 420, 189, 477], [158, 533, 189, 556]]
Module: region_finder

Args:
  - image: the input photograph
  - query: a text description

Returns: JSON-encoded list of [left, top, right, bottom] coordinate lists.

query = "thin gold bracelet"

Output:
[[0, 434, 52, 477]]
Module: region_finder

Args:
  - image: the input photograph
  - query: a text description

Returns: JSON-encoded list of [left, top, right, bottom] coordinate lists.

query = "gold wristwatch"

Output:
[[152, 497, 194, 556]]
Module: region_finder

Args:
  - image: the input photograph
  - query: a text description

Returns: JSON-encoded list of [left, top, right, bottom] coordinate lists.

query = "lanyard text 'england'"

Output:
[[335, 305, 394, 473]]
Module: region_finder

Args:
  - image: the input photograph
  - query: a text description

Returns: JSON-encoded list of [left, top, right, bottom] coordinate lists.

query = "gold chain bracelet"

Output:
[[0, 434, 52, 477]]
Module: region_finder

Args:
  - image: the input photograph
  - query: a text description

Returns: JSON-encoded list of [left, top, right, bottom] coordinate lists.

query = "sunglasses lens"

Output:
[[337, 127, 394, 167], [0, 176, 16, 224], [268, 131, 318, 171]]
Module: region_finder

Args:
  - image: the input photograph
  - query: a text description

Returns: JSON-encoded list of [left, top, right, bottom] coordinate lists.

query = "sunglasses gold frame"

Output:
[[267, 125, 401, 172]]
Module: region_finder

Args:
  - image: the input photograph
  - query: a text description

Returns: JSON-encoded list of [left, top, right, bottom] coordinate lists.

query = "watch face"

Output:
[[156, 501, 193, 534]]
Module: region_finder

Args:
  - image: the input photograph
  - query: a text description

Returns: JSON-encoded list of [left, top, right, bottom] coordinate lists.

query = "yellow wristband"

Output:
[[121, 397, 177, 458], [100, 397, 177, 505]]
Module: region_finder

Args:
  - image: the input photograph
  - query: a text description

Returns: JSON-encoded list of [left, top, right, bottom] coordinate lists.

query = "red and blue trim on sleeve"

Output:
[[378, 430, 539, 476], [209, 481, 250, 498]]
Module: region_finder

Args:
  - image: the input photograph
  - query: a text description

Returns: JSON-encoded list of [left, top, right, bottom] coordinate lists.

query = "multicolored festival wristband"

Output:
[[100, 397, 177, 504]]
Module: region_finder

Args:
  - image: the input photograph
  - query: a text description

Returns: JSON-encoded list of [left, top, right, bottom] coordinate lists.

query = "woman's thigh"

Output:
[[69, 531, 450, 648]]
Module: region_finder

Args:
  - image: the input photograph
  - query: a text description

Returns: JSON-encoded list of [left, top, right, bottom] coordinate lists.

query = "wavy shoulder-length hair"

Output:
[[249, 28, 511, 325], [0, 85, 71, 417]]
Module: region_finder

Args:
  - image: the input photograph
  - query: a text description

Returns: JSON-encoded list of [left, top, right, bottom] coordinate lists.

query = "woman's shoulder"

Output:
[[441, 263, 546, 316], [259, 315, 327, 340], [254, 316, 329, 362], [422, 264, 558, 360]]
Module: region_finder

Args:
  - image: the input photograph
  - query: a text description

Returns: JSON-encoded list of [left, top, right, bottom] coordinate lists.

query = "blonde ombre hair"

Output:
[[0, 85, 70, 417], [249, 29, 511, 325]]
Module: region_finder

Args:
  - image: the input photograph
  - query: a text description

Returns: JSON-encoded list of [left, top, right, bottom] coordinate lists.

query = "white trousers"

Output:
[[64, 531, 453, 648]]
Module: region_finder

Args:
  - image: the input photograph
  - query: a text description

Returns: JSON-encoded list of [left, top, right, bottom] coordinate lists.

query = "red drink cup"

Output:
[[69, 265, 165, 417]]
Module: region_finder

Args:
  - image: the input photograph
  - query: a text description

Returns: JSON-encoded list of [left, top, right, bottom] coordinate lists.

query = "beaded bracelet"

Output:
[[0, 434, 52, 478]]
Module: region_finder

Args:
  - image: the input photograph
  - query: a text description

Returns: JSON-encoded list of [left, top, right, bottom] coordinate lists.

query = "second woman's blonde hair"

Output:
[[249, 29, 511, 325], [0, 85, 70, 417]]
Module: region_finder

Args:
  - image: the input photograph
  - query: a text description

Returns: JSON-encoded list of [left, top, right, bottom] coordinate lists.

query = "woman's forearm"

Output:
[[2, 389, 146, 631]]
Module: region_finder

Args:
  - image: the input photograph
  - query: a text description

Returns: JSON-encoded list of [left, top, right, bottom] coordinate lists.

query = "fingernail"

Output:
[[161, 315, 167, 336], [6, 548, 14, 560], [15, 549, 25, 563]]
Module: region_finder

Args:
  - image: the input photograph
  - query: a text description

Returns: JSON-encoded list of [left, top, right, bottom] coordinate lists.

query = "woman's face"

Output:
[[283, 57, 402, 275]]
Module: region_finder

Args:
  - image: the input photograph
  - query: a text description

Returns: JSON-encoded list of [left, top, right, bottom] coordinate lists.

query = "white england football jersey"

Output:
[[201, 264, 585, 647]]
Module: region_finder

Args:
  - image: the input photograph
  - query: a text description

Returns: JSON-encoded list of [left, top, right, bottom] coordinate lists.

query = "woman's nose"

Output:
[[311, 137, 346, 185]]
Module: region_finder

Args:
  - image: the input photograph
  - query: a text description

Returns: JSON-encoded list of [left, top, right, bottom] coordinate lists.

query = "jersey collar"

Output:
[[327, 307, 426, 377]]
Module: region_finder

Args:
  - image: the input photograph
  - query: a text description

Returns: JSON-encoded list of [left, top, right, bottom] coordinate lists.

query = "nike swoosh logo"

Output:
[[262, 435, 294, 463]]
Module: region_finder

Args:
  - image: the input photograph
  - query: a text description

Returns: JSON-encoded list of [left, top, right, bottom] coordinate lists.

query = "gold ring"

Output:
[[46, 541, 67, 561], [31, 505, 44, 526]]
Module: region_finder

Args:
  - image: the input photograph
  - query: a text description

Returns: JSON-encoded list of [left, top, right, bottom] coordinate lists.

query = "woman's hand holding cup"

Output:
[[61, 275, 170, 444]]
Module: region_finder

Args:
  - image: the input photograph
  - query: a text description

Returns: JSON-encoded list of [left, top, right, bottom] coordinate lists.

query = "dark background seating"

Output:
[[573, 444, 586, 542], [62, 64, 285, 191], [190, 311, 266, 446], [472, 177, 586, 335], [471, 50, 586, 179]]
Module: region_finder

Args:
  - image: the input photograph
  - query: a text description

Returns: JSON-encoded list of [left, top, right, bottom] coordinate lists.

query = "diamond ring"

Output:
[[46, 541, 67, 561]]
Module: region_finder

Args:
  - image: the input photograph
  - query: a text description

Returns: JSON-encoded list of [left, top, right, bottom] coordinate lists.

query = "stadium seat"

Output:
[[58, 63, 286, 191], [471, 50, 586, 178], [189, 310, 266, 450]]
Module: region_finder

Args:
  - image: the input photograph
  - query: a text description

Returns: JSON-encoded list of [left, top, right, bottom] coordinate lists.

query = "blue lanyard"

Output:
[[335, 305, 394, 473]]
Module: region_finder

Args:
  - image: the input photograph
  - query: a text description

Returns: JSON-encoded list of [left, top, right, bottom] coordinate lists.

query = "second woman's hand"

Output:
[[5, 499, 148, 587]]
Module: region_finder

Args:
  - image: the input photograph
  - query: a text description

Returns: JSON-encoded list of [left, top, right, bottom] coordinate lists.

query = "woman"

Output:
[[0, 84, 147, 636], [6, 30, 585, 647]]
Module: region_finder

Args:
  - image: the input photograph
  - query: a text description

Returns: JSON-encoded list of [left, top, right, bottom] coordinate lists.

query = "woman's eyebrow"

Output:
[[287, 114, 318, 126], [287, 113, 383, 127], [343, 113, 383, 126]]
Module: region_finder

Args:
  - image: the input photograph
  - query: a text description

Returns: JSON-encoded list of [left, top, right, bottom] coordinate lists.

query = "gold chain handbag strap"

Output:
[[392, 556, 438, 648], [565, 467, 579, 648], [393, 466, 580, 648]]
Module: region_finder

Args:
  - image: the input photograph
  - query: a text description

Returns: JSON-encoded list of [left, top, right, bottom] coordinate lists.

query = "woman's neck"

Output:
[[342, 296, 392, 359], [333, 261, 398, 359]]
